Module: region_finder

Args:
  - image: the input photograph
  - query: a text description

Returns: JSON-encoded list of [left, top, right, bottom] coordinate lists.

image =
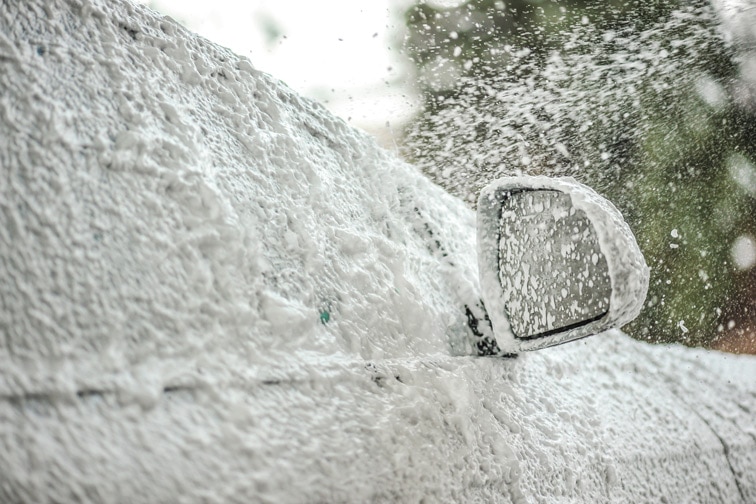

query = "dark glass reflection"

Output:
[[499, 190, 611, 339]]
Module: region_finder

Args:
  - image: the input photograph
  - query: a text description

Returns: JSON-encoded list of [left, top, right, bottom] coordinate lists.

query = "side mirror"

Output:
[[477, 177, 649, 353]]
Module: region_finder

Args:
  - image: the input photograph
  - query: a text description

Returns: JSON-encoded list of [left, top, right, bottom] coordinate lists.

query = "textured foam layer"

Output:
[[0, 1, 754, 503]]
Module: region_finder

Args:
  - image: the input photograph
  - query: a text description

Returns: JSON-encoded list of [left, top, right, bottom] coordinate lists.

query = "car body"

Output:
[[1, 0, 754, 502]]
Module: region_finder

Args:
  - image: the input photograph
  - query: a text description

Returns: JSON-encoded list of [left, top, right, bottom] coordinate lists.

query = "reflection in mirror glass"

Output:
[[498, 190, 611, 340]]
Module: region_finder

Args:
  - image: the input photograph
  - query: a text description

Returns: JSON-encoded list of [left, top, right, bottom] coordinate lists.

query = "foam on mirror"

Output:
[[498, 189, 612, 340], [478, 176, 649, 353]]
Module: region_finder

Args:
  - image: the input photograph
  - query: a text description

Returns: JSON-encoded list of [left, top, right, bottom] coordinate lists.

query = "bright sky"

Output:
[[139, 0, 419, 145]]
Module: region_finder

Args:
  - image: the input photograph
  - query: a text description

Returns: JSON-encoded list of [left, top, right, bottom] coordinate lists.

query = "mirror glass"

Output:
[[498, 190, 612, 340]]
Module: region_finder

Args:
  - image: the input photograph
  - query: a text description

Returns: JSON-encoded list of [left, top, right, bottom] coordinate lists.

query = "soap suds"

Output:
[[0, 1, 754, 503]]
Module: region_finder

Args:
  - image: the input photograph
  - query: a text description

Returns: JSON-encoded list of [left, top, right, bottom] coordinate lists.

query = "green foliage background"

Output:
[[400, 0, 756, 346]]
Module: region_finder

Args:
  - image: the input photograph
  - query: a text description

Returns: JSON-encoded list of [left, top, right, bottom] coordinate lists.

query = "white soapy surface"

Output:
[[0, 1, 754, 503]]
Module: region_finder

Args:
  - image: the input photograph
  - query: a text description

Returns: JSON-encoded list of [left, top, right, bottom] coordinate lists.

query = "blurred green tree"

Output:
[[400, 0, 756, 347]]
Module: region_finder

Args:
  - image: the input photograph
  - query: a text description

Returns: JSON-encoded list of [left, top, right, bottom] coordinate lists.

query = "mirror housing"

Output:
[[477, 176, 649, 353]]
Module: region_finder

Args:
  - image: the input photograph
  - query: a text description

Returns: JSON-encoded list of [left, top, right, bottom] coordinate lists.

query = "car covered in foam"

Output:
[[1, 0, 755, 502]]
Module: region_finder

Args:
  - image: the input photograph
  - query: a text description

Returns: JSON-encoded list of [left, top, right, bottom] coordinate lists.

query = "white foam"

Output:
[[0, 1, 753, 502]]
